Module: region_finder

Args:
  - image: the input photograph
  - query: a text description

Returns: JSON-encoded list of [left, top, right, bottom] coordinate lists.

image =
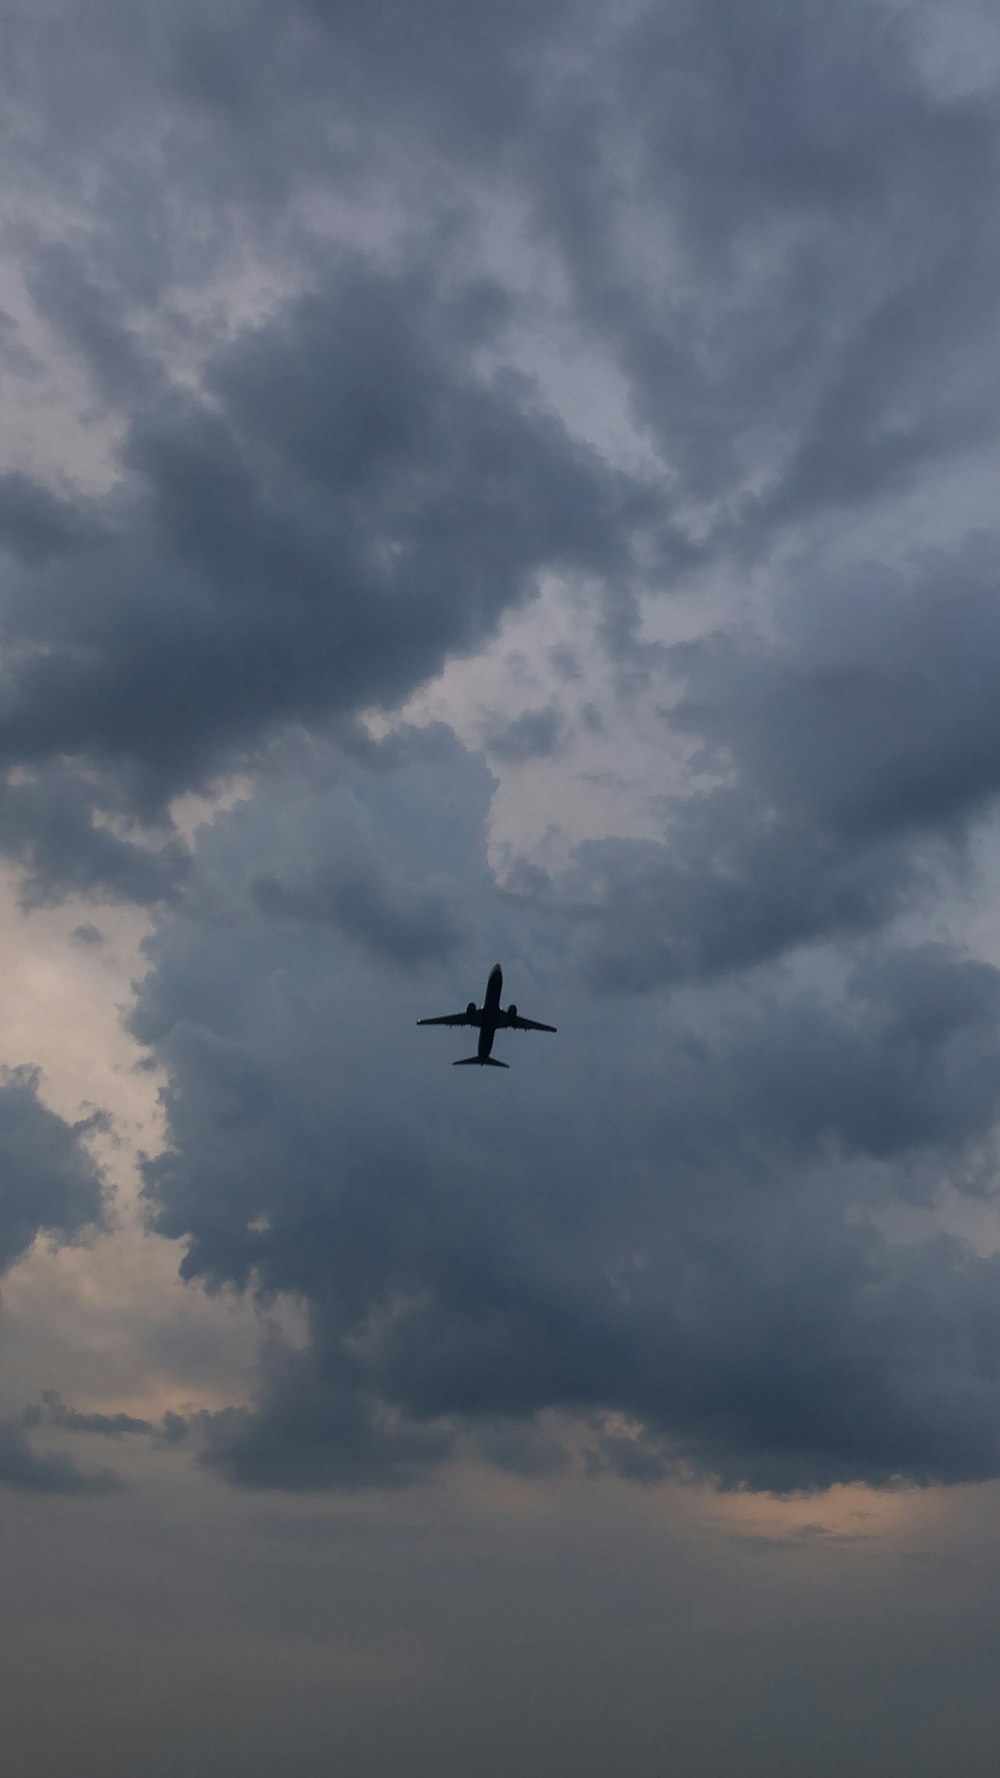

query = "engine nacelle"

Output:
[[467, 1001, 477, 1016], [507, 1003, 517, 1020]]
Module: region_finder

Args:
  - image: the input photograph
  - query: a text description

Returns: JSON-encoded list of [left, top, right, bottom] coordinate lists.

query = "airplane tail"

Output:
[[453, 1055, 509, 1068]]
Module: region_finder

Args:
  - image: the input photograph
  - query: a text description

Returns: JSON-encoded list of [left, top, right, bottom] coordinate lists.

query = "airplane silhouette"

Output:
[[417, 963, 556, 1067]]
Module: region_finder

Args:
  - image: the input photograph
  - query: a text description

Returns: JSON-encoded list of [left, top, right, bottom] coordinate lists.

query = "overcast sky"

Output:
[[4, 0, 1000, 1771]]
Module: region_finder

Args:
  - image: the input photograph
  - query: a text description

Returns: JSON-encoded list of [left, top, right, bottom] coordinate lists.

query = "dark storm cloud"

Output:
[[133, 740, 1000, 1494], [7, 0, 1000, 1506], [0, 1065, 106, 1276], [569, 544, 1000, 989], [3, 0, 998, 919], [0, 1420, 122, 1495], [0, 255, 659, 897], [635, 1228, 1000, 1496]]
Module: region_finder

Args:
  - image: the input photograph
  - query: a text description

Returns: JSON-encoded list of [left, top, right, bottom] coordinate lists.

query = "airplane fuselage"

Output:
[[416, 962, 554, 1066], [477, 963, 504, 1059]]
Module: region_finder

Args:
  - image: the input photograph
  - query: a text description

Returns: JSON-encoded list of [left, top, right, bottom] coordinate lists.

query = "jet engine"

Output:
[[507, 1004, 517, 1020], [467, 1001, 477, 1016]]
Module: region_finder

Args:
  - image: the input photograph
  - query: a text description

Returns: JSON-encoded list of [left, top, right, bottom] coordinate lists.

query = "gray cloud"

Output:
[[0, 1065, 106, 1276], [251, 870, 464, 968], [9, 0, 997, 607], [0, 255, 658, 899], [0, 473, 97, 566], [0, 765, 189, 910], [197, 1336, 451, 1494], [671, 547, 1000, 841], [23, 1392, 153, 1439], [485, 705, 566, 764], [4, 0, 999, 922], [133, 737, 1000, 1494], [71, 923, 104, 947], [25, 242, 156, 407], [4, 0, 1000, 1506], [7, 2, 1000, 1765], [0, 1421, 121, 1495], [533, 0, 1000, 543], [566, 543, 1000, 989], [245, 729, 475, 966]]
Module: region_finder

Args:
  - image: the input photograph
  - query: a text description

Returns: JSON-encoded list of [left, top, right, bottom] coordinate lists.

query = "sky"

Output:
[[3, 0, 1000, 1770]]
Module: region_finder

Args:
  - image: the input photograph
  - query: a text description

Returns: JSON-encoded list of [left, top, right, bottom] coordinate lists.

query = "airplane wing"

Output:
[[503, 1013, 557, 1033], [417, 1010, 481, 1027]]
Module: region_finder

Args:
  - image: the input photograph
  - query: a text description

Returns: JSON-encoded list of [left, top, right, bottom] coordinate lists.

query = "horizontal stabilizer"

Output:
[[453, 1055, 509, 1068]]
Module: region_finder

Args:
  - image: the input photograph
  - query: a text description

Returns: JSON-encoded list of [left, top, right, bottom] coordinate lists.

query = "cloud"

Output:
[[565, 543, 1000, 989], [0, 1421, 121, 1495], [7, 0, 1000, 1509], [671, 546, 1000, 842], [23, 1392, 153, 1440], [133, 734, 1000, 1494], [533, 0, 1000, 541], [245, 740, 475, 966], [196, 1336, 451, 1493], [251, 869, 464, 968], [0, 254, 659, 900], [0, 473, 97, 566], [7, 0, 1000, 577], [0, 1065, 106, 1276], [4, 0, 1000, 924], [0, 765, 190, 910], [484, 705, 566, 764], [25, 242, 156, 407], [6, 6, 1000, 1766], [71, 923, 104, 947]]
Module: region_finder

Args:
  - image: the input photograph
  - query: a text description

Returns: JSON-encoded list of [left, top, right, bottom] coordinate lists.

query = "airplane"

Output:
[[417, 963, 556, 1068]]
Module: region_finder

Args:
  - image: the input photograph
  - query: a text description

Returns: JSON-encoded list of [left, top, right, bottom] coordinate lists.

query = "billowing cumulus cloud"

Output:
[[131, 737, 1000, 1494], [0, 254, 659, 902], [0, 1081, 112, 1494], [4, 0, 1000, 906], [2, 0, 999, 1511]]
